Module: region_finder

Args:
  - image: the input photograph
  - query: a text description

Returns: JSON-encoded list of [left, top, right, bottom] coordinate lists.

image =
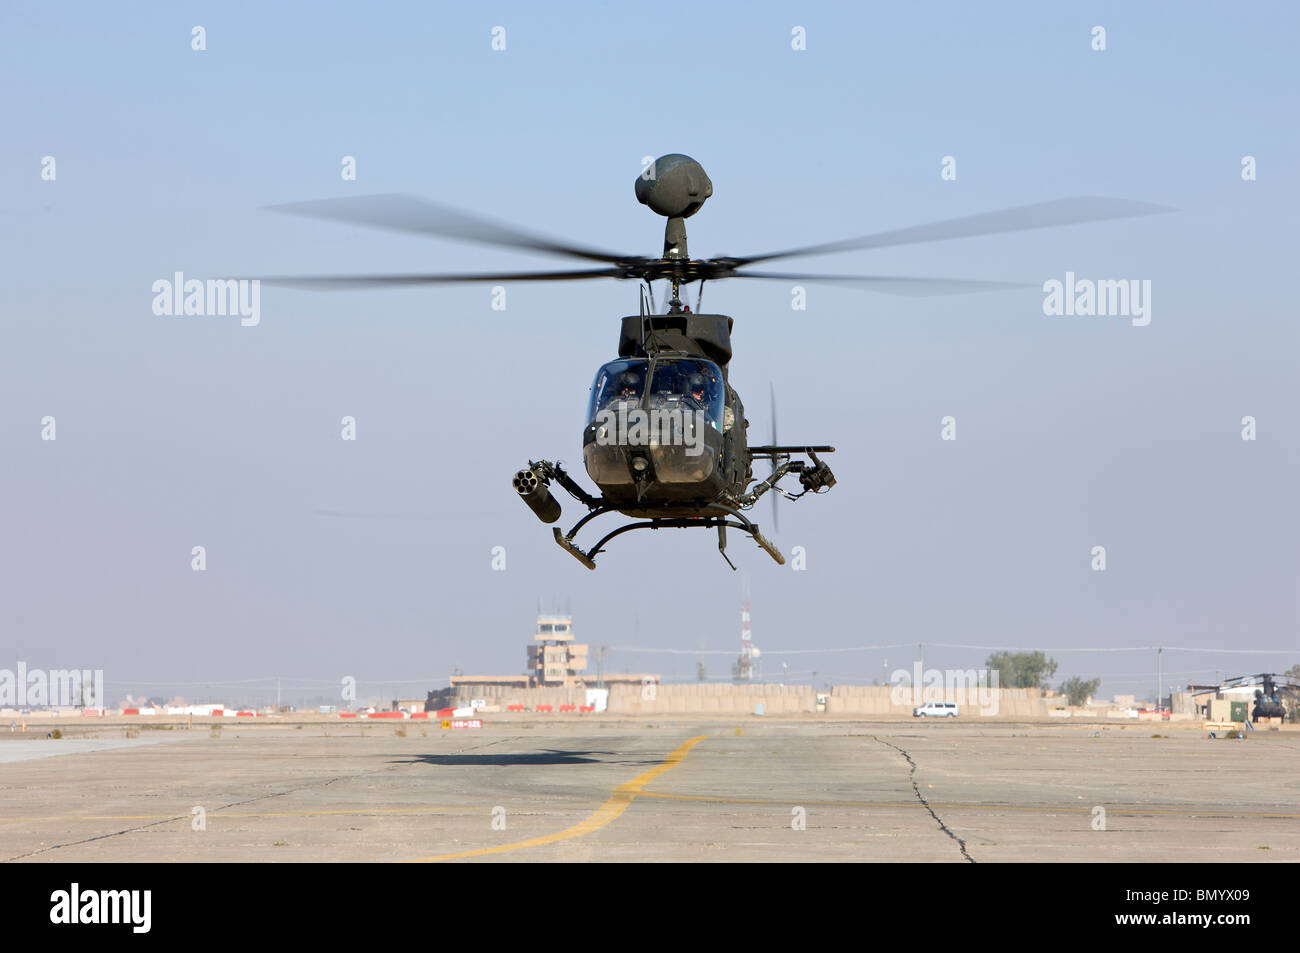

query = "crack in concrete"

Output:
[[4, 777, 354, 862], [4, 734, 524, 861], [5, 812, 190, 861], [873, 736, 975, 863]]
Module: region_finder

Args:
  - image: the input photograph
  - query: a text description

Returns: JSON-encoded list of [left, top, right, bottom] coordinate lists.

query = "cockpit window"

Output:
[[588, 358, 647, 416], [588, 357, 724, 429]]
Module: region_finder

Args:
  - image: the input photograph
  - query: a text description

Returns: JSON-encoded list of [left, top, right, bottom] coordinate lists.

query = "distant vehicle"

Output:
[[913, 701, 959, 718]]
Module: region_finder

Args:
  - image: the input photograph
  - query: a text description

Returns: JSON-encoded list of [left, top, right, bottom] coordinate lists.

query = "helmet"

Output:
[[616, 371, 641, 396]]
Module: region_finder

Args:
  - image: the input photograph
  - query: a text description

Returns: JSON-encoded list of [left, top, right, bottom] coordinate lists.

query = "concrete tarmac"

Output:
[[1, 719, 1296, 862]]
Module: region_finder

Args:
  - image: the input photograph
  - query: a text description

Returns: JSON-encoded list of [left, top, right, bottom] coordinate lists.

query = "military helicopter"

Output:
[[262, 154, 1169, 569]]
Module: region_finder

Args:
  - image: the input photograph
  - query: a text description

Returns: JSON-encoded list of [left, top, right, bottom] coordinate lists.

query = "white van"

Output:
[[913, 701, 959, 718]]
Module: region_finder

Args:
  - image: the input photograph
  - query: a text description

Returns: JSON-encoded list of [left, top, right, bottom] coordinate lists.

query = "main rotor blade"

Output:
[[258, 268, 624, 290], [731, 196, 1175, 266], [730, 271, 1034, 296], [266, 193, 633, 265]]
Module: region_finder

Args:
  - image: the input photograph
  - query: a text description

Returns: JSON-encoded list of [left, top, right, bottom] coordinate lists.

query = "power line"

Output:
[[610, 642, 916, 656], [611, 642, 1294, 657], [114, 676, 442, 687], [106, 647, 1297, 689]]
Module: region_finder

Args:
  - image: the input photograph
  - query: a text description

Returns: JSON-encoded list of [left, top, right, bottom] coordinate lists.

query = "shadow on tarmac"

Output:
[[388, 749, 658, 767]]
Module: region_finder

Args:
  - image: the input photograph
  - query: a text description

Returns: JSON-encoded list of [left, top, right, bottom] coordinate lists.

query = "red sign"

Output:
[[450, 719, 482, 729]]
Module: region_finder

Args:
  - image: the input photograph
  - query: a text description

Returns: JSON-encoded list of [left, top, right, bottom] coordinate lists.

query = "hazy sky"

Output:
[[2, 1, 1296, 705]]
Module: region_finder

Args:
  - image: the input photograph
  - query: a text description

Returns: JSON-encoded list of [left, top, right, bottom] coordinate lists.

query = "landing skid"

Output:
[[553, 502, 783, 571], [517, 456, 829, 570]]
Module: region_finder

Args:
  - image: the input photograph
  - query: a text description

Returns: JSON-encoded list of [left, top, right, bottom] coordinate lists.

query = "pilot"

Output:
[[684, 373, 727, 433], [614, 371, 642, 402]]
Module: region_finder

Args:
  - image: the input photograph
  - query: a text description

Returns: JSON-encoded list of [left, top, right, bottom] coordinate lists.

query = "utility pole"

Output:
[[737, 579, 753, 683], [1156, 647, 1163, 710]]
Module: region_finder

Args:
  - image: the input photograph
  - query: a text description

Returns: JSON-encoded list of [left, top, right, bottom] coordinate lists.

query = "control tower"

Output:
[[527, 615, 590, 687]]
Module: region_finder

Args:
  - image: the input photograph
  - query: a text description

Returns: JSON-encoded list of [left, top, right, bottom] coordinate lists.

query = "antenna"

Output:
[[639, 283, 649, 350]]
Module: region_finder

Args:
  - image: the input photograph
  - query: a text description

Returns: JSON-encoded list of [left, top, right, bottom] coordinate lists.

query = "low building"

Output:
[[426, 614, 659, 710]]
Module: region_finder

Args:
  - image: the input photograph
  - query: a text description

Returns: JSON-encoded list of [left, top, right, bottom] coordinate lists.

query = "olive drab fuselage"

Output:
[[581, 313, 750, 517]]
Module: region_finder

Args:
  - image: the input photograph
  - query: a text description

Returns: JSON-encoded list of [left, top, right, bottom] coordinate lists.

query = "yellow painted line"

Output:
[[9, 795, 1291, 825], [217, 807, 480, 819], [0, 814, 182, 823], [635, 791, 1300, 819], [0, 806, 481, 824], [407, 734, 707, 862]]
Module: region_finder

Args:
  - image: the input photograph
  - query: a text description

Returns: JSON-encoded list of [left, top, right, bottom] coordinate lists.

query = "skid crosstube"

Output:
[[552, 503, 783, 571]]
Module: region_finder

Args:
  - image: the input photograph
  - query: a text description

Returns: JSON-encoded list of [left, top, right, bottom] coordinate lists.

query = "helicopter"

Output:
[[261, 154, 1170, 569]]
